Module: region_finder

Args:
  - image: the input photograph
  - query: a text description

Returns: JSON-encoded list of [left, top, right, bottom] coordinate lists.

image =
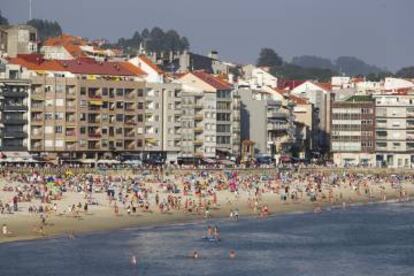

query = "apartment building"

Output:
[[291, 81, 332, 154], [144, 82, 182, 161], [0, 27, 7, 54], [374, 94, 414, 167], [8, 54, 147, 161], [239, 88, 294, 159], [5, 25, 38, 58], [0, 78, 29, 151], [178, 70, 240, 159], [330, 95, 375, 166]]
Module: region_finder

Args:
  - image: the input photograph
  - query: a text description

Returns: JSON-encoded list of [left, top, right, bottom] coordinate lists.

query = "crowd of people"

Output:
[[0, 165, 412, 240]]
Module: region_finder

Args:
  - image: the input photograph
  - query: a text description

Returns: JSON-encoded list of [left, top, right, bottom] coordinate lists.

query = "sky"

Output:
[[2, 0, 413, 71]]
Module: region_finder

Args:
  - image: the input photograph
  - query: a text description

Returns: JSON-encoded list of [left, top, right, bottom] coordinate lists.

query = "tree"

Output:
[[396, 66, 414, 78], [334, 56, 383, 76], [256, 48, 283, 67], [0, 9, 8, 26], [291, 55, 334, 70], [27, 19, 62, 41]]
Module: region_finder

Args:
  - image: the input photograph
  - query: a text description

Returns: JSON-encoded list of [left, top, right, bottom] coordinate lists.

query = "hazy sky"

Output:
[[2, 0, 413, 71]]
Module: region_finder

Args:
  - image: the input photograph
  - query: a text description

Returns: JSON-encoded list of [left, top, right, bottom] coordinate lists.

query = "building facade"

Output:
[[330, 95, 375, 166], [374, 94, 414, 167]]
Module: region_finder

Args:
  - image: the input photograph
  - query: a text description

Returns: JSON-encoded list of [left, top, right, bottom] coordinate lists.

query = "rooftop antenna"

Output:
[[29, 0, 32, 21]]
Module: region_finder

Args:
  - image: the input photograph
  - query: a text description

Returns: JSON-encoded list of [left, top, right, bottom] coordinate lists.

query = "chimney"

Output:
[[208, 50, 218, 60]]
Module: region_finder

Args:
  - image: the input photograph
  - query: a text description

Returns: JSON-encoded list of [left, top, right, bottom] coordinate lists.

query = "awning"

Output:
[[89, 100, 103, 106], [97, 159, 120, 164]]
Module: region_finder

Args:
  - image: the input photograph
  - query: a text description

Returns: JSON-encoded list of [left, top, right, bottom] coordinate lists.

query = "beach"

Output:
[[0, 168, 413, 244]]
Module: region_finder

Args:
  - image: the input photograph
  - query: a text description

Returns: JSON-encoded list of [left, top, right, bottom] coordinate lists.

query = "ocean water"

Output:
[[1, 202, 414, 276]]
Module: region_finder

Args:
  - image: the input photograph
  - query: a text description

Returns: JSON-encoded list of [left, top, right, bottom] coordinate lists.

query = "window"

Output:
[[80, 127, 86, 134], [137, 102, 144, 110], [44, 113, 53, 120], [45, 126, 54, 134], [116, 89, 123, 97], [137, 89, 144, 97], [55, 126, 63, 133], [137, 114, 143, 122], [116, 114, 124, 122], [45, 140, 54, 147], [80, 87, 86, 96], [55, 140, 64, 147], [116, 128, 123, 135], [56, 99, 64, 107], [55, 113, 64, 120], [102, 88, 108, 96]]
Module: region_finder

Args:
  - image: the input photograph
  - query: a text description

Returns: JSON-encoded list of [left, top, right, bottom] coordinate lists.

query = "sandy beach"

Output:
[[0, 168, 413, 244]]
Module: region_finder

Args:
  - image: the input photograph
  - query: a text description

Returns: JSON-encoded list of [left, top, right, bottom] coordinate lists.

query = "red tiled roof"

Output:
[[190, 70, 232, 90], [138, 54, 164, 74], [313, 82, 332, 91], [43, 34, 87, 58], [119, 62, 147, 77], [58, 59, 137, 76], [9, 54, 145, 77], [271, 87, 290, 96], [289, 95, 308, 105], [8, 54, 66, 71], [278, 80, 305, 90]]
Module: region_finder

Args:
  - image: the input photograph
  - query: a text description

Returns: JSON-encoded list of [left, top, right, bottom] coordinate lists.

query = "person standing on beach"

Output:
[[2, 224, 9, 236]]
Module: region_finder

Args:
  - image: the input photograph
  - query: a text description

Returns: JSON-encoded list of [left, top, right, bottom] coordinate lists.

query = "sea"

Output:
[[1, 202, 414, 276]]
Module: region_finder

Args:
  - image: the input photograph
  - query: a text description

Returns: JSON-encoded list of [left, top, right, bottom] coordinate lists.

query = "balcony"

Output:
[[31, 130, 43, 137], [88, 94, 102, 100], [65, 144, 77, 151], [2, 145, 27, 151], [4, 105, 27, 111], [125, 132, 135, 138], [31, 104, 44, 111], [3, 118, 26, 125], [194, 114, 203, 121], [1, 91, 28, 98], [267, 111, 288, 119], [31, 92, 45, 100], [88, 133, 101, 139], [31, 143, 43, 151], [66, 91, 76, 98], [3, 131, 27, 138], [194, 140, 203, 146], [65, 130, 76, 137], [194, 127, 203, 133], [267, 123, 289, 130]]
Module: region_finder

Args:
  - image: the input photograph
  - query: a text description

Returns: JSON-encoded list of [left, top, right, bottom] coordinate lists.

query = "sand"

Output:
[[0, 174, 412, 244]]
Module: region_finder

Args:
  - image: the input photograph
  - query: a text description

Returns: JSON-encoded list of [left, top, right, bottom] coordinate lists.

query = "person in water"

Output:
[[213, 225, 220, 240], [207, 225, 213, 237], [192, 251, 199, 259], [229, 250, 236, 259]]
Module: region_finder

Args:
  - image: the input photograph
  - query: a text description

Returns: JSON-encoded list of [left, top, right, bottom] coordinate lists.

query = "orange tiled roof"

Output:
[[8, 54, 66, 71], [313, 82, 332, 91], [119, 62, 147, 77], [43, 34, 89, 58], [9, 54, 146, 77], [138, 54, 164, 74], [289, 94, 308, 105], [190, 70, 232, 90]]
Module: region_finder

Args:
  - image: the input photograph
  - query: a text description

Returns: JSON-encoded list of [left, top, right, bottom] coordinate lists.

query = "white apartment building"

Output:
[[374, 94, 414, 168]]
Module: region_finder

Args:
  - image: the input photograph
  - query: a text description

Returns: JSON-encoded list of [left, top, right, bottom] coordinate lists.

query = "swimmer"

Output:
[[229, 250, 236, 259], [131, 255, 137, 265], [192, 251, 199, 259], [207, 225, 213, 237]]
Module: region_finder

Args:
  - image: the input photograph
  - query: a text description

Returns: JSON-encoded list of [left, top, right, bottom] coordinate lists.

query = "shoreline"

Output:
[[0, 192, 409, 245]]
